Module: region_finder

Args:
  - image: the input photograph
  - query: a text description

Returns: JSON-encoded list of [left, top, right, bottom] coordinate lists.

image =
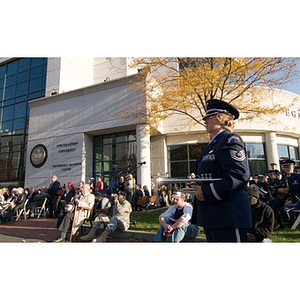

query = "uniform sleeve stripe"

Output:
[[210, 183, 222, 201]]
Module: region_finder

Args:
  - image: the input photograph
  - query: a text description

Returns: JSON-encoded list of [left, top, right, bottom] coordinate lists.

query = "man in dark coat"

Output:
[[131, 184, 144, 211], [247, 184, 275, 242], [47, 175, 61, 218], [192, 99, 251, 242]]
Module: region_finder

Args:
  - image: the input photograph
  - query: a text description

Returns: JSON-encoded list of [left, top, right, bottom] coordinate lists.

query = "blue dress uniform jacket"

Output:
[[194, 130, 252, 228], [286, 173, 300, 203]]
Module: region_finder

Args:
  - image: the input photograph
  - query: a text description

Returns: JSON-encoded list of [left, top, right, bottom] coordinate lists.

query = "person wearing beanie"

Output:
[[247, 184, 275, 242]]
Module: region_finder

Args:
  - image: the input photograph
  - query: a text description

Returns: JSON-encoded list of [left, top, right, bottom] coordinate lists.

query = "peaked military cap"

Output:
[[203, 99, 240, 120], [282, 159, 295, 166]]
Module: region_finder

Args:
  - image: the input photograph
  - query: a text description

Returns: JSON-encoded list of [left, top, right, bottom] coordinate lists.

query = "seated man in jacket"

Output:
[[247, 184, 275, 242], [53, 183, 95, 242], [131, 184, 144, 211], [81, 191, 132, 242], [155, 191, 199, 242], [10, 187, 27, 214]]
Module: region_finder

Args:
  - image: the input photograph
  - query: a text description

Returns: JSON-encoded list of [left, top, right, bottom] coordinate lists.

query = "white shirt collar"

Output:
[[209, 129, 225, 144]]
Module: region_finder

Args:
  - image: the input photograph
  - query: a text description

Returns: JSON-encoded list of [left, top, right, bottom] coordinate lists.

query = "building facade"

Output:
[[0, 57, 299, 190], [153, 87, 300, 180], [0, 58, 48, 184], [0, 57, 137, 186]]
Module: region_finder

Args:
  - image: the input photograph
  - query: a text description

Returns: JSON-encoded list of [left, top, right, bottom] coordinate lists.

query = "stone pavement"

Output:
[[0, 217, 206, 243], [0, 218, 60, 242]]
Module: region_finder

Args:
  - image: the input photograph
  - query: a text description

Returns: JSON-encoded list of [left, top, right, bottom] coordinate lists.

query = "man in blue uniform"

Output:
[[192, 99, 251, 242], [279, 159, 300, 226]]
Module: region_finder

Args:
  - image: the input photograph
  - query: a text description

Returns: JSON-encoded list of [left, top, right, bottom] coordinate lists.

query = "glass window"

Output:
[[0, 78, 4, 90], [0, 65, 6, 79], [246, 143, 265, 159], [103, 136, 113, 144], [93, 131, 136, 182], [2, 105, 14, 121], [14, 102, 27, 118], [0, 136, 11, 153], [3, 99, 14, 106], [12, 144, 22, 152], [15, 95, 27, 104], [128, 133, 136, 141], [30, 66, 44, 79], [4, 85, 16, 100], [6, 61, 18, 76], [169, 145, 187, 161], [41, 75, 46, 90], [94, 139, 103, 147], [278, 144, 300, 167], [13, 118, 25, 131], [278, 145, 289, 160], [170, 161, 189, 177], [0, 147, 7, 155], [31, 58, 45, 68], [189, 144, 208, 159], [94, 150, 102, 161], [17, 70, 29, 83], [116, 143, 127, 160], [94, 161, 103, 173], [245, 143, 267, 175], [11, 135, 24, 146], [18, 58, 30, 72], [190, 161, 197, 174], [289, 146, 299, 160], [1, 120, 13, 133], [168, 143, 208, 177], [103, 144, 112, 161], [29, 78, 42, 93], [6, 75, 17, 86], [0, 57, 47, 183], [28, 91, 43, 100], [248, 160, 268, 175], [116, 134, 127, 143], [16, 82, 29, 97]]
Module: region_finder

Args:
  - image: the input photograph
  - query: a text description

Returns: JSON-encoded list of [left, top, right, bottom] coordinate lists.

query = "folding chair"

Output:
[[79, 204, 97, 236], [35, 198, 48, 218], [291, 210, 300, 230], [147, 195, 158, 210], [15, 199, 29, 221], [137, 196, 150, 211]]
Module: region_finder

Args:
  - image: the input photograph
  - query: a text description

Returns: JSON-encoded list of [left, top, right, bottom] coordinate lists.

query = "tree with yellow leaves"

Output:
[[130, 57, 300, 132]]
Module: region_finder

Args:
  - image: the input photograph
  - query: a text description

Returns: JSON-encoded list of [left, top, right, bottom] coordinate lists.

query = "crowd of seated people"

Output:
[[1, 160, 299, 244], [0, 174, 141, 224], [248, 160, 300, 229], [156, 161, 300, 231], [0, 186, 49, 223]]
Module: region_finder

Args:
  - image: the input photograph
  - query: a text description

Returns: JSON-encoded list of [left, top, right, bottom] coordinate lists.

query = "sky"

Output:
[[284, 81, 300, 95], [278, 61, 300, 95]]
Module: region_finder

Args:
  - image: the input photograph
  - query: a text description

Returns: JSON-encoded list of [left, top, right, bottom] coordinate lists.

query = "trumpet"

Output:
[[156, 174, 222, 195]]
